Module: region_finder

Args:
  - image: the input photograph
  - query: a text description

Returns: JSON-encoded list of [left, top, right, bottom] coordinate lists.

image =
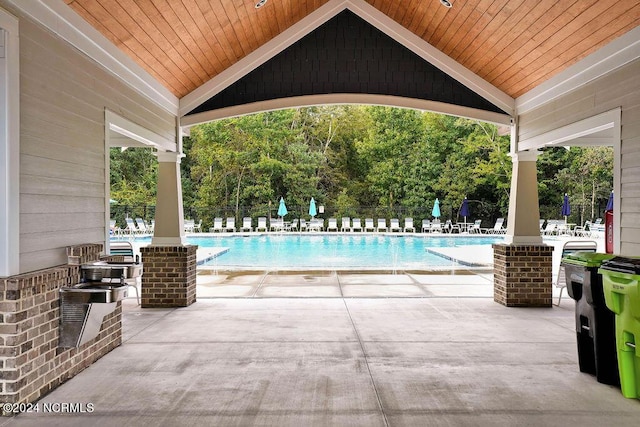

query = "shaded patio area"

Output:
[[3, 287, 640, 426]]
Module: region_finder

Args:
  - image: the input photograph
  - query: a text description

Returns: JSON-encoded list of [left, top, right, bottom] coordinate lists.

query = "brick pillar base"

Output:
[[493, 243, 553, 307], [140, 245, 198, 308]]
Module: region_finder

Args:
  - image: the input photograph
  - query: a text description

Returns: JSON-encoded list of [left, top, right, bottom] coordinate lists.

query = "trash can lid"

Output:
[[598, 256, 640, 274], [562, 252, 615, 267]]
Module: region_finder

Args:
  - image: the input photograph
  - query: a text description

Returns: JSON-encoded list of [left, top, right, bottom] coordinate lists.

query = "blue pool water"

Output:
[[185, 235, 502, 269]]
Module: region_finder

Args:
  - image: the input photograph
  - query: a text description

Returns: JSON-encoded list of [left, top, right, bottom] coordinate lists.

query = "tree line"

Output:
[[110, 106, 613, 230]]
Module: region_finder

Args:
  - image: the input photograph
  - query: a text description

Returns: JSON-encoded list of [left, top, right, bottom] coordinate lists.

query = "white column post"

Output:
[[504, 150, 543, 245], [151, 151, 186, 246], [0, 10, 19, 277]]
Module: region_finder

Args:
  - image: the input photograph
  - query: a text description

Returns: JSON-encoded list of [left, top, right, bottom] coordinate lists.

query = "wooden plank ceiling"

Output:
[[65, 0, 640, 100]]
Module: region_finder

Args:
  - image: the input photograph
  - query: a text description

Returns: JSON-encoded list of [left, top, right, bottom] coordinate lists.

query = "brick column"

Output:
[[140, 245, 197, 308], [493, 243, 553, 307]]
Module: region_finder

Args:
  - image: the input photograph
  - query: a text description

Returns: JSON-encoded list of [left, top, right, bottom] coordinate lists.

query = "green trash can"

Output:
[[599, 257, 640, 399], [562, 252, 618, 385]]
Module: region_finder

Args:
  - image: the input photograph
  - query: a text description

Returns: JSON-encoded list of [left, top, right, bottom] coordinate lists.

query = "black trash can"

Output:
[[562, 252, 619, 386]]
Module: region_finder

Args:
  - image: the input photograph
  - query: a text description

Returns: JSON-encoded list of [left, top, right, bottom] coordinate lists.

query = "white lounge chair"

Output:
[[351, 218, 362, 232], [225, 217, 236, 232], [135, 218, 150, 234], [542, 220, 559, 235], [468, 219, 482, 234], [125, 218, 141, 235], [327, 218, 338, 232], [430, 220, 442, 233], [554, 240, 598, 306], [108, 241, 140, 305], [377, 218, 387, 232], [270, 218, 284, 231], [299, 219, 307, 231], [341, 217, 351, 232], [184, 219, 195, 233], [193, 220, 202, 232], [574, 221, 592, 237], [210, 217, 224, 233], [403, 218, 415, 233], [308, 218, 323, 231], [389, 218, 401, 232], [256, 217, 268, 232], [445, 219, 460, 234], [241, 217, 253, 232], [485, 218, 506, 234], [421, 219, 431, 233], [364, 218, 375, 232], [289, 219, 299, 231]]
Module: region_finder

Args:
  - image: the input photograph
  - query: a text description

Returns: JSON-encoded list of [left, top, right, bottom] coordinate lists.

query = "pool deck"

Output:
[[6, 236, 633, 426]]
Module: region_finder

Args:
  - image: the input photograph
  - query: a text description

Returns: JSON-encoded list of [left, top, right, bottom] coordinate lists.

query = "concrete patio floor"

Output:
[[3, 271, 640, 426]]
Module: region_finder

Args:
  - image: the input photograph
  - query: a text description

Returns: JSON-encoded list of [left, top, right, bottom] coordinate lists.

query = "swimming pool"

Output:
[[188, 234, 503, 269]]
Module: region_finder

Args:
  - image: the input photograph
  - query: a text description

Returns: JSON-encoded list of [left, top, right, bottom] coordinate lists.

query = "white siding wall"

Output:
[[17, 16, 176, 273], [519, 59, 640, 256]]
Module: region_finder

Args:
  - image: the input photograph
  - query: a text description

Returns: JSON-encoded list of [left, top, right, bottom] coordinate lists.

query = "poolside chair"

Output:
[[109, 219, 122, 236], [241, 217, 253, 232], [299, 219, 307, 231], [184, 219, 195, 233], [225, 217, 236, 232], [403, 218, 415, 233], [341, 217, 351, 232], [377, 218, 388, 232], [270, 218, 284, 231], [256, 217, 268, 232], [467, 219, 482, 234], [485, 218, 506, 234], [107, 241, 140, 305], [125, 218, 141, 235], [554, 240, 598, 306], [327, 218, 338, 232], [364, 218, 375, 232], [421, 219, 431, 233], [542, 220, 558, 236], [444, 219, 460, 234], [574, 220, 592, 237], [351, 218, 362, 232], [390, 218, 401, 232], [135, 218, 150, 234], [539, 219, 546, 232], [210, 217, 224, 233], [193, 220, 202, 232], [430, 220, 442, 233], [289, 218, 299, 231], [308, 218, 323, 231]]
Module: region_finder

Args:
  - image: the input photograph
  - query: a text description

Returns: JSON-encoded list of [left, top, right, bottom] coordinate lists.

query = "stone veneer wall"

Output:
[[493, 244, 554, 307], [140, 245, 197, 308], [0, 244, 122, 407]]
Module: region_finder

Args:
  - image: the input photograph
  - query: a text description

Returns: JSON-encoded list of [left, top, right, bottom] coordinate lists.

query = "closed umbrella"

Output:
[[309, 198, 317, 218], [459, 197, 470, 224], [606, 191, 614, 211], [561, 193, 571, 222], [431, 198, 441, 219], [277, 197, 288, 217]]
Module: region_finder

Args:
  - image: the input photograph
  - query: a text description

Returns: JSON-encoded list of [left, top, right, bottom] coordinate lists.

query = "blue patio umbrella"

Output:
[[606, 191, 614, 211], [309, 198, 317, 218], [561, 193, 571, 221], [431, 198, 441, 219], [277, 197, 288, 217], [459, 197, 470, 223]]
